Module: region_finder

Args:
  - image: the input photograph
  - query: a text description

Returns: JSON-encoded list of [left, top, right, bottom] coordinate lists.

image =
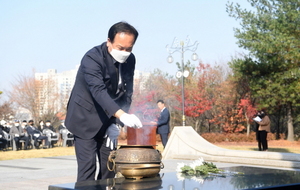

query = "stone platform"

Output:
[[49, 166, 300, 189], [163, 126, 300, 169], [2, 127, 300, 189]]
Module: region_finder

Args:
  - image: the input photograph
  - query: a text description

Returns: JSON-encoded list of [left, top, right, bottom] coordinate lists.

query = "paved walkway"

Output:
[[1, 155, 300, 190], [0, 155, 77, 190]]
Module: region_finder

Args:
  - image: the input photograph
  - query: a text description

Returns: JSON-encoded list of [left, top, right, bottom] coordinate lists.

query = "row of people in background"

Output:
[[0, 119, 73, 151]]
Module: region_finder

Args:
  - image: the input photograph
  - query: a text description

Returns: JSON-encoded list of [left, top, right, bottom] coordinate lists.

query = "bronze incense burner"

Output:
[[108, 145, 163, 179]]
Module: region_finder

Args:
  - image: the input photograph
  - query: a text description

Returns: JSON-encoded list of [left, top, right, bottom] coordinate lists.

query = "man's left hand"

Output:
[[150, 121, 157, 125], [104, 124, 120, 150]]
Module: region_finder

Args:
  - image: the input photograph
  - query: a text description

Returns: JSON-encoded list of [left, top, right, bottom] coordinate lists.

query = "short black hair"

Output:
[[108, 21, 139, 44], [157, 100, 164, 104]]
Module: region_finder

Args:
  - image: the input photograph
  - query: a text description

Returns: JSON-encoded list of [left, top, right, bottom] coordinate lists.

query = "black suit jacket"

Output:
[[65, 42, 135, 139], [157, 108, 170, 134], [26, 126, 42, 136]]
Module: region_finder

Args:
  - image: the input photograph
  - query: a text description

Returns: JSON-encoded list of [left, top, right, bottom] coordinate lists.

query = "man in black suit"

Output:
[[152, 100, 170, 148], [65, 22, 143, 182], [26, 120, 49, 149]]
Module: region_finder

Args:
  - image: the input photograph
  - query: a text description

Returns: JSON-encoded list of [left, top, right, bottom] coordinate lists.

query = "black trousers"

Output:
[[0, 138, 7, 149], [160, 133, 169, 148], [14, 136, 29, 149], [257, 130, 268, 151], [33, 135, 49, 147], [74, 132, 114, 182]]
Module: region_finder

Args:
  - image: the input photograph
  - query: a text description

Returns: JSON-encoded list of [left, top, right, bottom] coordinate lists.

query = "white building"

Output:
[[134, 70, 151, 92], [35, 65, 79, 115]]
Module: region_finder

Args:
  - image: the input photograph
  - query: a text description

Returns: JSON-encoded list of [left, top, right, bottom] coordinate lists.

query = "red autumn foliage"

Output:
[[238, 97, 257, 119], [175, 63, 214, 118]]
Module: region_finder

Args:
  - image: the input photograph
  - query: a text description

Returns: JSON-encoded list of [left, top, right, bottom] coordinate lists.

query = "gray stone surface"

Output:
[[1, 155, 300, 190], [0, 156, 77, 190], [1, 126, 300, 190]]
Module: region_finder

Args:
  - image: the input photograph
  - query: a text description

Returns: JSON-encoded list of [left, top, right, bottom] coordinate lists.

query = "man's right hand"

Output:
[[120, 113, 143, 128]]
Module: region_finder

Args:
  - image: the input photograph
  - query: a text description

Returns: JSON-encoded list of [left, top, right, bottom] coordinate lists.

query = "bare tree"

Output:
[[9, 72, 61, 124], [0, 101, 15, 121], [9, 73, 39, 121]]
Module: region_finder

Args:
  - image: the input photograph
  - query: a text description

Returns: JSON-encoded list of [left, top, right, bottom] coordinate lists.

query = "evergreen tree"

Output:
[[227, 0, 300, 141]]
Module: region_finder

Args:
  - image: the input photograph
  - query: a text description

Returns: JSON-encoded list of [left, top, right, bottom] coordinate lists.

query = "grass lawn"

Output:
[[214, 140, 300, 154], [0, 141, 165, 161], [216, 145, 300, 154], [0, 146, 76, 161]]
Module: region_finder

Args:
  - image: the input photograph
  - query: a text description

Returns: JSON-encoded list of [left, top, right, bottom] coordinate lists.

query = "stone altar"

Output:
[[49, 166, 300, 190]]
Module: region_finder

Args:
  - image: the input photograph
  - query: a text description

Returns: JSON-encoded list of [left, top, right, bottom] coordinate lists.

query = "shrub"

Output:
[[201, 132, 285, 143]]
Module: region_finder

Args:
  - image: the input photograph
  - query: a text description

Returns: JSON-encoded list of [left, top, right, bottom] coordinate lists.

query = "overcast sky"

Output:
[[0, 0, 253, 100]]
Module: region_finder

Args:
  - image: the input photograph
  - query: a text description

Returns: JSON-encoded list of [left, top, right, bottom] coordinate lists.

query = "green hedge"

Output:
[[201, 132, 286, 143]]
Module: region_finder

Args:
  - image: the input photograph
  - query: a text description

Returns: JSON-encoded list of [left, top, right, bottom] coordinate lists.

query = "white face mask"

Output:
[[15, 123, 19, 126], [109, 48, 131, 63], [46, 123, 50, 126]]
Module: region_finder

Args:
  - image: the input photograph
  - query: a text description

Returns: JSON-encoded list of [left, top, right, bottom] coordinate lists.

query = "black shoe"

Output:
[[43, 146, 48, 149]]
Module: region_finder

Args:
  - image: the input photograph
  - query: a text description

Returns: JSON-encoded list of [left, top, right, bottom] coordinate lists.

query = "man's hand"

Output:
[[150, 121, 157, 125], [104, 124, 120, 150], [120, 113, 143, 128]]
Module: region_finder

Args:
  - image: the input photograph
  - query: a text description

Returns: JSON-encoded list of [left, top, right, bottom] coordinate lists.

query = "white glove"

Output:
[[104, 124, 120, 150], [120, 113, 143, 129]]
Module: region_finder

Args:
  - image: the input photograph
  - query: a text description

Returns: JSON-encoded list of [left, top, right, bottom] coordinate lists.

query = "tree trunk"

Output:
[[195, 119, 199, 134], [276, 107, 282, 140], [245, 111, 250, 136], [286, 103, 294, 141]]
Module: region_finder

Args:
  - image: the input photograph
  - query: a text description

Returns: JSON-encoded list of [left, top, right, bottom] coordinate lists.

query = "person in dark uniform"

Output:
[[65, 22, 143, 182], [26, 120, 49, 149], [37, 120, 46, 132], [151, 100, 170, 148], [45, 120, 55, 132], [0, 127, 8, 150]]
